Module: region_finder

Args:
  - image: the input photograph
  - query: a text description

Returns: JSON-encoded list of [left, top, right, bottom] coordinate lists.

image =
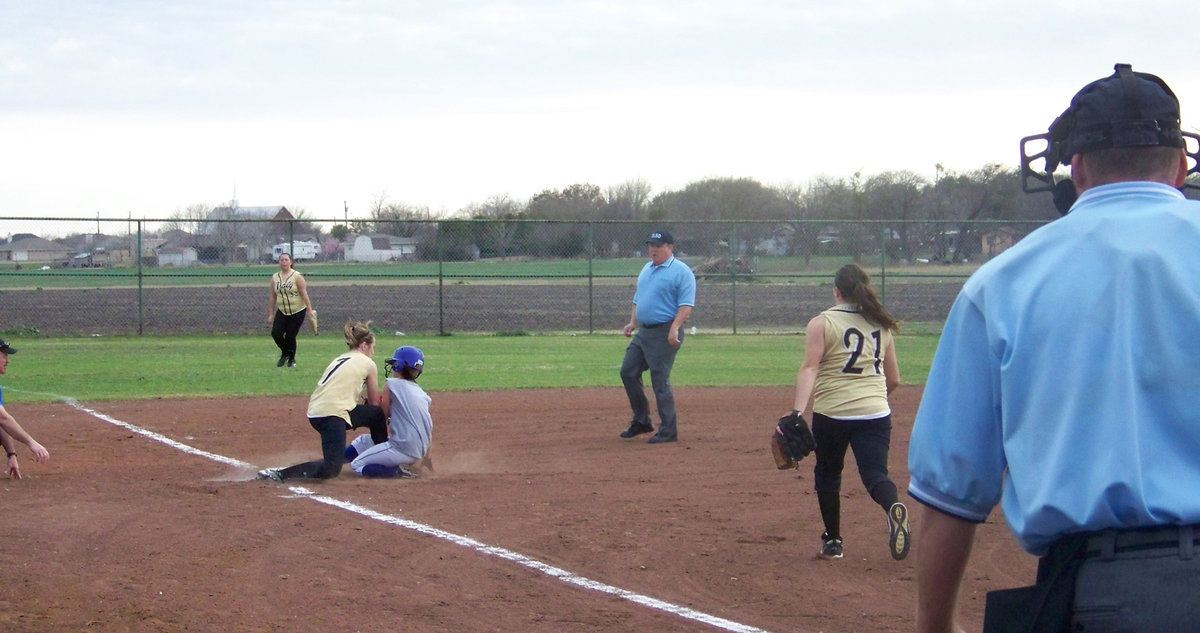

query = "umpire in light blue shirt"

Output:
[[909, 64, 1200, 633], [618, 229, 696, 444]]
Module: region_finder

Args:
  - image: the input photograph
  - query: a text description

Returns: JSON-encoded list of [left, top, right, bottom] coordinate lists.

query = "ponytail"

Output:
[[834, 264, 898, 332], [343, 320, 375, 348]]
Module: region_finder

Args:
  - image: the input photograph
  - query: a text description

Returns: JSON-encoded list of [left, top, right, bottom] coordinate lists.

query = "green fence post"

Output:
[[136, 220, 144, 335], [437, 220, 445, 336], [587, 221, 594, 334], [879, 224, 887, 304], [730, 222, 738, 334]]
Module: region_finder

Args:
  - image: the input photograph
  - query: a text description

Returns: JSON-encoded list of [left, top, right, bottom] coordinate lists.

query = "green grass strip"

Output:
[[0, 332, 938, 403]]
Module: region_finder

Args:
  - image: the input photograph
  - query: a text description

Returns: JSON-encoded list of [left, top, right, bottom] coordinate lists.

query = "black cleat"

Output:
[[619, 422, 654, 438]]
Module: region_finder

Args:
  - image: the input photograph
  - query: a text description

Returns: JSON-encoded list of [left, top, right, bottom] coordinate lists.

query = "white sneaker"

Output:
[[256, 468, 284, 482]]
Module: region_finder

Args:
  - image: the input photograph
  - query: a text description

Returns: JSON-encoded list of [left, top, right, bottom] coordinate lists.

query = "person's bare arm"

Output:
[[0, 404, 48, 463], [883, 338, 900, 394], [791, 315, 826, 412], [296, 273, 315, 316], [364, 362, 380, 406], [667, 305, 693, 346], [623, 304, 638, 337], [916, 504, 976, 633], [0, 428, 20, 479], [267, 281, 278, 324]]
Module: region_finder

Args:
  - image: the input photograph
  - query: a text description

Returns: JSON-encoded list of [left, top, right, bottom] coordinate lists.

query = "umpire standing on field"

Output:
[[618, 229, 696, 444], [909, 64, 1200, 633]]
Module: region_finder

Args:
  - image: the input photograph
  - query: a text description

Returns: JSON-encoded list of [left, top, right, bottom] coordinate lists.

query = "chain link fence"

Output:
[[0, 217, 1047, 337]]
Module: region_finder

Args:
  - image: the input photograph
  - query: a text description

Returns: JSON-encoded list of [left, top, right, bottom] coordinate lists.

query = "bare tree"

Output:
[[605, 179, 653, 220], [865, 170, 928, 262], [466, 194, 527, 259], [356, 193, 435, 237], [162, 203, 214, 236]]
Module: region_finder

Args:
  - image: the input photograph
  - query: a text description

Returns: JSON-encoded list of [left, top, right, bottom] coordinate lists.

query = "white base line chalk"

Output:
[[67, 399, 776, 633]]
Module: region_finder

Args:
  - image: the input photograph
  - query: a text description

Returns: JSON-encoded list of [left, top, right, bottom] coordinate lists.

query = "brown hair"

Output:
[[343, 320, 375, 349], [834, 264, 898, 332]]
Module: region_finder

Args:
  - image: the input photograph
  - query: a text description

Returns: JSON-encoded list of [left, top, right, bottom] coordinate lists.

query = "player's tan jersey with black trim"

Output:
[[812, 306, 892, 419], [272, 270, 306, 316], [307, 351, 374, 423]]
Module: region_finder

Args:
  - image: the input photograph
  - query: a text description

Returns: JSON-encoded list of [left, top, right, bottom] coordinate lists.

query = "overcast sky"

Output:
[[3, 0, 1200, 231]]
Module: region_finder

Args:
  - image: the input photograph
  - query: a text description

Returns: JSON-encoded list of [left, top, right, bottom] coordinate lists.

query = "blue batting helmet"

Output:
[[385, 345, 424, 375]]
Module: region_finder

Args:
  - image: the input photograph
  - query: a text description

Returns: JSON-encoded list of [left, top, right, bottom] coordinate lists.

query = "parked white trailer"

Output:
[[272, 241, 321, 261]]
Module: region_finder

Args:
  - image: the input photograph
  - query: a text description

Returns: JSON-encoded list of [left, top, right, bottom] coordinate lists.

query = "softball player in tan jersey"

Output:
[[257, 321, 386, 482], [267, 253, 315, 368], [790, 263, 909, 561]]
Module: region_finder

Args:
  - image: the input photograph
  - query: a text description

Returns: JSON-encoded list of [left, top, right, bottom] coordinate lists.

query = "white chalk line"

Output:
[[58, 397, 775, 633]]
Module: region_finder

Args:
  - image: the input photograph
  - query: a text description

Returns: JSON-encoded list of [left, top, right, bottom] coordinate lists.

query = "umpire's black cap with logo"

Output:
[[0, 339, 16, 354], [647, 230, 674, 245], [1053, 63, 1185, 162]]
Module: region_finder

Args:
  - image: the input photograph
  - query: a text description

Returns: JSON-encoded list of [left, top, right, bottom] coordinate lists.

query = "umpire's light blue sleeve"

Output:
[[907, 293, 1006, 523]]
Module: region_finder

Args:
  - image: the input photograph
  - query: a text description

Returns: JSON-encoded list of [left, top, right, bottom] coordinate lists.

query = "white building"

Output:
[[156, 246, 199, 267], [344, 234, 418, 262]]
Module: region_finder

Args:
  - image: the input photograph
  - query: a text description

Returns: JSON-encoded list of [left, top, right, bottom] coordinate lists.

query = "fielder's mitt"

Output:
[[771, 410, 816, 470], [308, 311, 319, 335]]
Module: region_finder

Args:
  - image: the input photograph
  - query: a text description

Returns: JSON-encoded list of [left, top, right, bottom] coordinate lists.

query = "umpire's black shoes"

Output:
[[646, 433, 676, 444], [620, 421, 654, 438]]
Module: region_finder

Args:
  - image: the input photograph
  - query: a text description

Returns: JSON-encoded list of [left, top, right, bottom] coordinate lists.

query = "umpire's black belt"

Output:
[[640, 322, 671, 328], [1081, 524, 1200, 560]]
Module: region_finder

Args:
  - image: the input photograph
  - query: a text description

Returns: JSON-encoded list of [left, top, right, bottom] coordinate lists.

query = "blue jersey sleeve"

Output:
[[677, 265, 696, 307], [907, 293, 1007, 522]]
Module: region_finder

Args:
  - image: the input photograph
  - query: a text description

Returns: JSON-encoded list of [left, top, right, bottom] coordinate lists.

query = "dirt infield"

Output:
[[0, 386, 1031, 633]]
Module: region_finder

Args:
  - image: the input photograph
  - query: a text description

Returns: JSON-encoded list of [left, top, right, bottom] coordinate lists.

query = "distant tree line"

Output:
[[339, 164, 1064, 263], [162, 164, 1200, 264]]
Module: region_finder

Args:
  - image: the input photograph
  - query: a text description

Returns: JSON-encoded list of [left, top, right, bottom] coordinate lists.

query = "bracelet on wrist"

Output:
[[6, 451, 16, 458]]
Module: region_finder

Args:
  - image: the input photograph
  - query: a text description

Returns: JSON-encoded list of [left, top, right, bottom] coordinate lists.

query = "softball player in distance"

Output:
[[267, 252, 315, 368], [257, 321, 386, 482], [790, 263, 908, 561], [344, 345, 433, 478]]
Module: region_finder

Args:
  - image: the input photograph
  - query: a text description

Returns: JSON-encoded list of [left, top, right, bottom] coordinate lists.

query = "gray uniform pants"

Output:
[[620, 324, 683, 438], [1070, 526, 1200, 632]]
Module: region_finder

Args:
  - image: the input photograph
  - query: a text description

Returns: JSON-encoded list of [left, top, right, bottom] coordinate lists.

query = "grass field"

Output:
[[0, 331, 938, 402]]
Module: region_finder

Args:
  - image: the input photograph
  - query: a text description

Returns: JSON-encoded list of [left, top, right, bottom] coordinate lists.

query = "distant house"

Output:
[[344, 234, 419, 262], [156, 246, 199, 267], [202, 205, 296, 263], [205, 205, 294, 222], [55, 233, 138, 268], [0, 236, 71, 264], [980, 226, 1022, 258]]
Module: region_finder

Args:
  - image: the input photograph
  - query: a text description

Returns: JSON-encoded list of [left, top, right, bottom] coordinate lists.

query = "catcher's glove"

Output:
[[771, 410, 816, 470]]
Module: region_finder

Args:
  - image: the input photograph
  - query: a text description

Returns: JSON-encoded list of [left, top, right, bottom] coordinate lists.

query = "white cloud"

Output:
[[3, 0, 1200, 221], [49, 38, 85, 53]]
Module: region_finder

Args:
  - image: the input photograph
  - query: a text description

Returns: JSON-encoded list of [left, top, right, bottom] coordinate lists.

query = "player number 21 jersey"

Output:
[[812, 306, 892, 419]]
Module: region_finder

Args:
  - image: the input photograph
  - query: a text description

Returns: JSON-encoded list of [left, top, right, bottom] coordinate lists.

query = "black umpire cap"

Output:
[[1052, 63, 1185, 163], [647, 230, 675, 245], [0, 339, 16, 354]]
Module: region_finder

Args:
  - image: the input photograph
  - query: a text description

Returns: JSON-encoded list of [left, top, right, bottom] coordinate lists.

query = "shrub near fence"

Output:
[[0, 218, 1043, 336]]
